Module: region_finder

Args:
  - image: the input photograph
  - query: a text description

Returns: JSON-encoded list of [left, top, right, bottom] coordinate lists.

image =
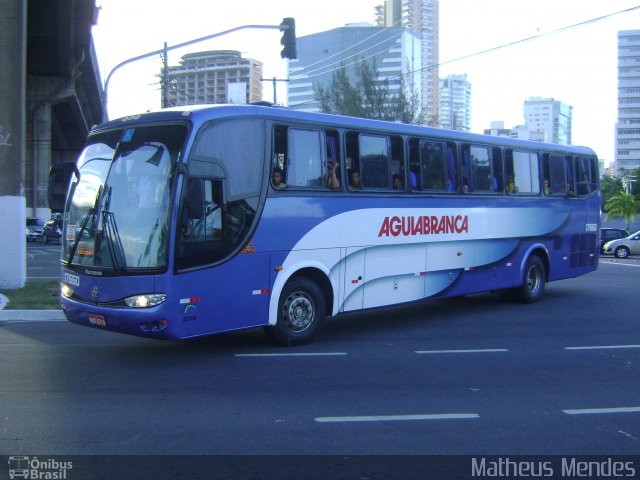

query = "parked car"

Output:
[[603, 230, 640, 258], [26, 217, 45, 241], [600, 228, 629, 253], [43, 219, 63, 243]]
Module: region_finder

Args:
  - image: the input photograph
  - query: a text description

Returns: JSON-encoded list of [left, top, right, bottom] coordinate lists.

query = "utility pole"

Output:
[[260, 77, 289, 105], [161, 42, 169, 108]]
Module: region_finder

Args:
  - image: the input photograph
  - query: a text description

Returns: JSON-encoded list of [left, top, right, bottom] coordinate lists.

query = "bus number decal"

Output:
[[64, 272, 80, 287], [585, 223, 597, 232]]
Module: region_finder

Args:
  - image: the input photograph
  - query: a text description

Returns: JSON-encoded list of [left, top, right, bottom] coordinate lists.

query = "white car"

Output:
[[26, 217, 45, 241], [603, 230, 640, 258]]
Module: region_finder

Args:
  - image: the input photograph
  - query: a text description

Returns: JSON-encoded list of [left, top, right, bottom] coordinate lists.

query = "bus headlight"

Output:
[[60, 283, 74, 298], [124, 294, 166, 308]]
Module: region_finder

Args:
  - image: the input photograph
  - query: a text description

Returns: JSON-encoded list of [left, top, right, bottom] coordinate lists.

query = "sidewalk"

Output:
[[0, 293, 65, 321], [0, 309, 65, 321]]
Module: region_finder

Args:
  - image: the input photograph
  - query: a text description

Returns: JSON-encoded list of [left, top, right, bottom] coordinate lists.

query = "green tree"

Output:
[[389, 75, 425, 125], [604, 191, 639, 231], [600, 174, 623, 211], [315, 59, 424, 125]]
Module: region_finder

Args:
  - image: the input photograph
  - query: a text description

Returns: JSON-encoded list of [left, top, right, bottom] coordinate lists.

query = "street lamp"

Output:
[[101, 23, 290, 122]]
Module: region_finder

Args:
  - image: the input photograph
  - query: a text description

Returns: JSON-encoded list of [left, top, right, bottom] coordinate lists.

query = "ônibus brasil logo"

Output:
[[8, 456, 73, 479]]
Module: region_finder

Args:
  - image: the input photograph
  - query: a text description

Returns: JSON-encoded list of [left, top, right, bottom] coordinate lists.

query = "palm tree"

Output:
[[604, 191, 639, 231]]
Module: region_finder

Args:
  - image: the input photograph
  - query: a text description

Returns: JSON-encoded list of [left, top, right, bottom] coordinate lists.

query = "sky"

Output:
[[91, 0, 640, 166]]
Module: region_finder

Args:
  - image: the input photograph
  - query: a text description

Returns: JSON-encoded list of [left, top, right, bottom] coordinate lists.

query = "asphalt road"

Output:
[[1, 257, 639, 463], [26, 241, 61, 281]]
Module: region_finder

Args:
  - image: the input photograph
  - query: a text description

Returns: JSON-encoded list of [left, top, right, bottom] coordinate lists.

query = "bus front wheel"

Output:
[[266, 277, 326, 346], [513, 255, 546, 304]]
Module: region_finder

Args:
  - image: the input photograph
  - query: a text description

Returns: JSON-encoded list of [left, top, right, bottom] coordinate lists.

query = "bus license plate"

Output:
[[88, 314, 107, 327]]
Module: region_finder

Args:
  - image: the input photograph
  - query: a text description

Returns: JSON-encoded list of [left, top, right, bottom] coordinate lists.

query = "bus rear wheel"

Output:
[[265, 277, 326, 346], [513, 255, 546, 304]]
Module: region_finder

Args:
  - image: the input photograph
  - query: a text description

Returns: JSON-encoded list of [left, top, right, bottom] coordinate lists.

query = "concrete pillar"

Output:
[[33, 102, 52, 220], [0, 0, 27, 289]]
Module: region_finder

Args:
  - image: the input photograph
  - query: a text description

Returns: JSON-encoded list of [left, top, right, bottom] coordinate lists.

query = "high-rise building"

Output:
[[523, 97, 573, 145], [615, 29, 640, 174], [161, 50, 262, 107], [384, 0, 439, 125], [439, 73, 471, 131], [287, 25, 421, 114]]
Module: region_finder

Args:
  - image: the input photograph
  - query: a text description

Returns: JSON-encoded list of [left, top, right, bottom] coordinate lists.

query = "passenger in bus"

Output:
[[543, 178, 551, 195], [462, 177, 469, 193], [392, 174, 404, 191], [348, 170, 362, 190], [506, 175, 517, 193], [327, 160, 340, 190], [272, 167, 287, 189]]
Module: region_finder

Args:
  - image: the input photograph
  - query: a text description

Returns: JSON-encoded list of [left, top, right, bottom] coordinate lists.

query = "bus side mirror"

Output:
[[186, 178, 204, 219], [48, 162, 79, 212]]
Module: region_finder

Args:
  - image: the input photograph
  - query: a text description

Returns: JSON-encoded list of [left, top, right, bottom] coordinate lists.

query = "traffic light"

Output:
[[279, 17, 297, 60]]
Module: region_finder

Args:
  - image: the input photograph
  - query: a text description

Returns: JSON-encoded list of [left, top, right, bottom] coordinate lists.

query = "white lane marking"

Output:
[[600, 260, 640, 268], [235, 352, 347, 358], [563, 407, 640, 415], [415, 348, 509, 354], [565, 345, 640, 350], [315, 413, 479, 423]]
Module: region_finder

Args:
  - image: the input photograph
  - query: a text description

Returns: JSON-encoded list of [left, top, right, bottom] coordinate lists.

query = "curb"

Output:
[[0, 310, 66, 321]]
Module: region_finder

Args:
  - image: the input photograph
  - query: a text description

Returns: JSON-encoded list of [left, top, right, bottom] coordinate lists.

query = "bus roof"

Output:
[[95, 104, 598, 158]]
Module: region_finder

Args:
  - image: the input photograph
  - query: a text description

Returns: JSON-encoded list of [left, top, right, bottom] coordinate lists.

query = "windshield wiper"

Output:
[[68, 185, 102, 264], [101, 186, 127, 271]]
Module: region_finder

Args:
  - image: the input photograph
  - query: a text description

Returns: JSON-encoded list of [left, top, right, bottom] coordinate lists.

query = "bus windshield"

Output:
[[62, 124, 188, 271]]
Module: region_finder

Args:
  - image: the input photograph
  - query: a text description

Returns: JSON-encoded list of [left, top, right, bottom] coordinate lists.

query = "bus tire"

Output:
[[513, 255, 546, 304], [266, 277, 326, 346]]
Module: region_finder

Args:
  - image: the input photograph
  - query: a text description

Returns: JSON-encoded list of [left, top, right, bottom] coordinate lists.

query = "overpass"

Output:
[[0, 0, 103, 287]]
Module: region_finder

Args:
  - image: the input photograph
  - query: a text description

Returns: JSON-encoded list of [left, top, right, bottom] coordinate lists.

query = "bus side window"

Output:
[[505, 149, 539, 194], [181, 178, 222, 243], [390, 136, 404, 191], [408, 138, 421, 190], [565, 156, 576, 196], [419, 139, 446, 191], [359, 134, 390, 189], [469, 144, 493, 193], [346, 132, 361, 190], [273, 125, 325, 189], [446, 143, 457, 192], [461, 144, 472, 192], [574, 156, 595, 196], [288, 128, 323, 188], [273, 125, 288, 188], [492, 147, 504, 192], [543, 154, 568, 195], [325, 129, 341, 190]]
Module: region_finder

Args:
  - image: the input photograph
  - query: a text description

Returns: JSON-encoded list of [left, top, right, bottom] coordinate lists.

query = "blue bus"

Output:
[[50, 105, 600, 345]]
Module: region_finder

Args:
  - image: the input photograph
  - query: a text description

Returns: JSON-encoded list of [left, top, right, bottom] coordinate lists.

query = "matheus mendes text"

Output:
[[378, 214, 469, 237]]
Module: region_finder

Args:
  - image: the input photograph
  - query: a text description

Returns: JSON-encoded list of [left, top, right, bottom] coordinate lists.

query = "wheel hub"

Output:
[[284, 293, 314, 331]]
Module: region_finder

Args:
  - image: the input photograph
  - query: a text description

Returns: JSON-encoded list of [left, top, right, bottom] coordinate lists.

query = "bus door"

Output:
[[175, 177, 270, 336]]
